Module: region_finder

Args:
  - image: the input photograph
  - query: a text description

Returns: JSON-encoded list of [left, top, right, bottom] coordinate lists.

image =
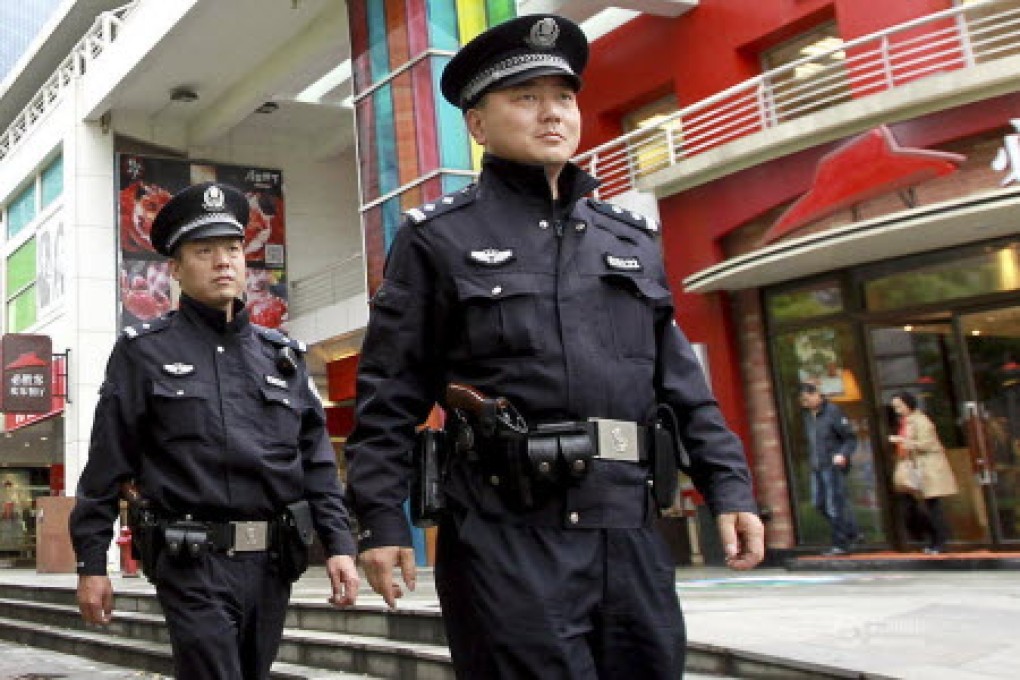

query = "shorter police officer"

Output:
[[70, 182, 359, 680], [346, 14, 765, 679]]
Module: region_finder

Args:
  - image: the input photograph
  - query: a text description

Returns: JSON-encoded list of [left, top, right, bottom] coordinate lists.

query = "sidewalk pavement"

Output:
[[1, 565, 1017, 679]]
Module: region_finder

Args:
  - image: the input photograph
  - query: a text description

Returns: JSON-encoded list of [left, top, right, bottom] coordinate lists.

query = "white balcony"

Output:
[[574, 0, 1020, 200]]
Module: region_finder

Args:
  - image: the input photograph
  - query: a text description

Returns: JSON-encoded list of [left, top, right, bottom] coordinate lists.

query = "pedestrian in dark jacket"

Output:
[[345, 14, 764, 679], [799, 383, 860, 554]]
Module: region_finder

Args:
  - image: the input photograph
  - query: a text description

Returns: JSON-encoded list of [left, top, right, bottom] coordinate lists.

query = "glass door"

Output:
[[958, 306, 1020, 544], [868, 316, 991, 547]]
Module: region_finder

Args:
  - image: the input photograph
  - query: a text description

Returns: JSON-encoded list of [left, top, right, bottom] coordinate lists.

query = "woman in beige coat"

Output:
[[889, 391, 958, 553]]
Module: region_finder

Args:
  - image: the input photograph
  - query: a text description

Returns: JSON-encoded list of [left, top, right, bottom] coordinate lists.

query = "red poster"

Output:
[[116, 155, 289, 329], [0, 334, 52, 414]]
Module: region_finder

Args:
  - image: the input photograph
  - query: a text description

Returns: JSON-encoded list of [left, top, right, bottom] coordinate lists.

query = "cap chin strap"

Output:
[[163, 213, 242, 252], [461, 53, 573, 107]]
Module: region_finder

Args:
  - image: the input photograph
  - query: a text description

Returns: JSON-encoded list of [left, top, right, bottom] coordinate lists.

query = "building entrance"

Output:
[[868, 304, 1020, 549]]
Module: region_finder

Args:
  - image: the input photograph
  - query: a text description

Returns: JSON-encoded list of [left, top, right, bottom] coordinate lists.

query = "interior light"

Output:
[[972, 330, 982, 336], [903, 325, 914, 332]]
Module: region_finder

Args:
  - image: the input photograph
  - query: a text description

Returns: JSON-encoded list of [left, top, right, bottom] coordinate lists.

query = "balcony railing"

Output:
[[289, 253, 366, 318], [574, 0, 1020, 200], [0, 1, 139, 163]]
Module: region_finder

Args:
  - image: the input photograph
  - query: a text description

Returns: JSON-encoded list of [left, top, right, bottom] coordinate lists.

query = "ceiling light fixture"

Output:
[[170, 87, 199, 103]]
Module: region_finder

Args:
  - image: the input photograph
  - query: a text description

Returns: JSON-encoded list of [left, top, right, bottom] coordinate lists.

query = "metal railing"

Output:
[[289, 253, 366, 318], [574, 0, 1020, 200], [0, 1, 139, 163]]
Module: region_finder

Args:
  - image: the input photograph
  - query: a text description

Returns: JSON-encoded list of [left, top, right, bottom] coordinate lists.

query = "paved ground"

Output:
[[0, 638, 165, 679], [1, 564, 1018, 678]]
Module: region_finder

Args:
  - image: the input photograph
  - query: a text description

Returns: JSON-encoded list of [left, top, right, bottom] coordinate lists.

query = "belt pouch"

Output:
[[163, 521, 208, 560], [526, 434, 560, 483], [559, 431, 594, 481], [277, 500, 313, 582], [411, 428, 447, 527], [651, 424, 679, 510]]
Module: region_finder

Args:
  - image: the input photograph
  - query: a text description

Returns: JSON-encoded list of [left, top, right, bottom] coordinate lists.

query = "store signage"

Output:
[[0, 334, 52, 414], [762, 126, 966, 245]]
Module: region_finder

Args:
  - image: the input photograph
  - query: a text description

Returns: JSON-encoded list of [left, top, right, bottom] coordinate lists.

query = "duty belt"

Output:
[[163, 516, 275, 558]]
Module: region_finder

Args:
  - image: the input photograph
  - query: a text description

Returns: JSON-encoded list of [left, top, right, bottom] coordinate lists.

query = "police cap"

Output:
[[149, 182, 249, 256], [441, 14, 588, 111]]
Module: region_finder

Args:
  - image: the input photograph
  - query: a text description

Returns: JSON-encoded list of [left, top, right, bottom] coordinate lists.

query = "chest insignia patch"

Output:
[[468, 248, 515, 266], [265, 374, 288, 389], [162, 362, 194, 376], [605, 254, 642, 271]]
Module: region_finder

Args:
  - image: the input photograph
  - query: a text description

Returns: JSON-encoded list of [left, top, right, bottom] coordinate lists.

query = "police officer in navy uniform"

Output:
[[70, 182, 359, 680], [345, 14, 765, 679]]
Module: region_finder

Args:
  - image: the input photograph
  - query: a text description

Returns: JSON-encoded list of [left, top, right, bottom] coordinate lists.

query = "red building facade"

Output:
[[576, 0, 1020, 554]]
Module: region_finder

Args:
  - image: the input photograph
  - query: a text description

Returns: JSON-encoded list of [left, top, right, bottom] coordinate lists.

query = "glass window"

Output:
[[6, 238, 37, 292], [864, 243, 1020, 312], [41, 154, 63, 207], [761, 22, 851, 122], [773, 322, 884, 545], [767, 279, 844, 322], [621, 95, 681, 181], [7, 182, 37, 239], [7, 287, 37, 332]]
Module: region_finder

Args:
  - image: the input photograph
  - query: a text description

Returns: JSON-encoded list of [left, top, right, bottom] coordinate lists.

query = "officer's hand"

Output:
[[358, 546, 416, 609], [76, 574, 114, 625], [325, 554, 360, 607], [717, 511, 765, 571]]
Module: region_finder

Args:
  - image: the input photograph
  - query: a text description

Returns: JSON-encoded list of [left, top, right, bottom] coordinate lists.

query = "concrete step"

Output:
[[0, 580, 853, 679]]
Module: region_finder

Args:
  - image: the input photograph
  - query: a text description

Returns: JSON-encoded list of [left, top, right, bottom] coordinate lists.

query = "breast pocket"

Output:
[[600, 273, 672, 360], [454, 273, 544, 359], [257, 385, 302, 451], [149, 380, 216, 443]]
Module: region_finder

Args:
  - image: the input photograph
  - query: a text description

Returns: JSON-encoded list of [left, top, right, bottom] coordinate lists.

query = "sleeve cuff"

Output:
[[355, 508, 413, 553]]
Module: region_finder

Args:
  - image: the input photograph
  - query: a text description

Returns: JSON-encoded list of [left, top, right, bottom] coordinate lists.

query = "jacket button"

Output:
[[491, 286, 502, 296], [538, 220, 549, 229], [489, 475, 500, 486], [574, 222, 586, 232], [176, 390, 184, 396], [217, 346, 225, 353], [568, 512, 579, 524]]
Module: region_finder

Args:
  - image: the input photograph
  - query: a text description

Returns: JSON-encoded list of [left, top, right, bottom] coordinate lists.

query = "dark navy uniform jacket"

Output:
[[345, 154, 756, 551], [70, 294, 355, 575], [803, 399, 857, 470]]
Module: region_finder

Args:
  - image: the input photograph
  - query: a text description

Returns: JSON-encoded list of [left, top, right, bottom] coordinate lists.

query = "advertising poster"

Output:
[[36, 216, 65, 314], [116, 155, 288, 329]]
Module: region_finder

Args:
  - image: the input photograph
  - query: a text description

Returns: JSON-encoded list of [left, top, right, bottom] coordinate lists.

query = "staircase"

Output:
[[0, 579, 451, 679], [0, 571, 864, 679]]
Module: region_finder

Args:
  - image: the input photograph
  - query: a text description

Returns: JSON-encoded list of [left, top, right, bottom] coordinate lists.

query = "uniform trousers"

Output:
[[435, 510, 685, 679], [154, 550, 291, 680]]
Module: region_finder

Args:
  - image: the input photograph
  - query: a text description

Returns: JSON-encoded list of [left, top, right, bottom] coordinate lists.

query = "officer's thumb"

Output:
[[399, 547, 417, 592]]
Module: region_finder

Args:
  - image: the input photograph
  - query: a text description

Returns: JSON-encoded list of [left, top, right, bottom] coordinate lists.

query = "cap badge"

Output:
[[526, 18, 559, 50], [202, 185, 226, 211]]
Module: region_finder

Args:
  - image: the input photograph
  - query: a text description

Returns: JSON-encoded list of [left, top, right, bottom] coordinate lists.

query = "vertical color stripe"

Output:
[[406, 0, 429, 56], [356, 98, 379, 204], [412, 59, 440, 176], [382, 196, 403, 249], [485, 0, 514, 24], [431, 55, 471, 171], [392, 71, 419, 185], [373, 84, 399, 197], [427, 0, 460, 51], [366, 0, 390, 84], [455, 0, 486, 43], [348, 0, 371, 95]]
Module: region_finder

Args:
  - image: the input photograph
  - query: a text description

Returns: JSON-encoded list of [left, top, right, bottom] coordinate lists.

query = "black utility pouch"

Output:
[[127, 500, 162, 582], [277, 500, 314, 582], [651, 404, 689, 510], [411, 428, 447, 527]]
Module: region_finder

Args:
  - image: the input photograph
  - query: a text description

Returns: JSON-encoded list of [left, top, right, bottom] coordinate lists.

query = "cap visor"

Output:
[[186, 222, 245, 243]]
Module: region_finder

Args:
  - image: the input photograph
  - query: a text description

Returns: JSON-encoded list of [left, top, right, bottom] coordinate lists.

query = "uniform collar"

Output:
[[480, 153, 599, 210], [179, 293, 250, 334]]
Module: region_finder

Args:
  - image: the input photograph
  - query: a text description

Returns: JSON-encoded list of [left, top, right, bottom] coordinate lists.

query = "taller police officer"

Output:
[[345, 14, 765, 679], [69, 182, 359, 680]]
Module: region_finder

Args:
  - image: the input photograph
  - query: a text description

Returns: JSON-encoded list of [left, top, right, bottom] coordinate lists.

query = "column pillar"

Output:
[[347, 0, 515, 291]]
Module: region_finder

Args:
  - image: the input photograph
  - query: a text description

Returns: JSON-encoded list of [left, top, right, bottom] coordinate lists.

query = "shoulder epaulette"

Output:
[[404, 184, 478, 225], [587, 198, 659, 234], [255, 325, 307, 353], [121, 313, 173, 340]]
